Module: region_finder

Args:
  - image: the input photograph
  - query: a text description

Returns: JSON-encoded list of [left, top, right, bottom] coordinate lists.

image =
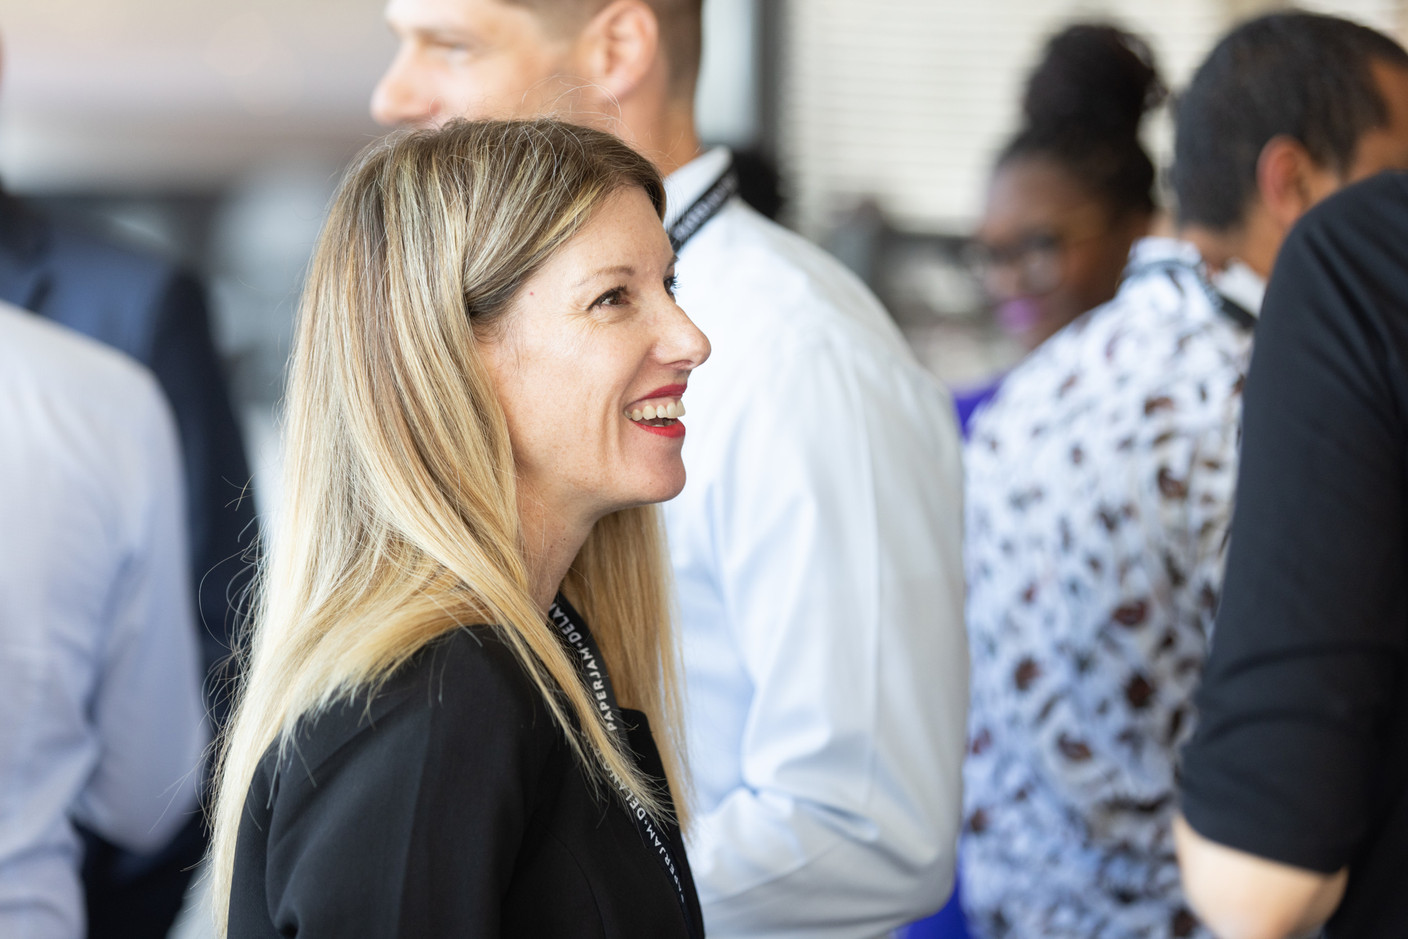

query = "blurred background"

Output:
[[1, 0, 1404, 512], [2, 1, 1404, 936]]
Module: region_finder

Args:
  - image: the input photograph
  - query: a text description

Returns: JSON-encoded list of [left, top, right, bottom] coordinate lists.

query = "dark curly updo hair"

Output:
[[999, 22, 1166, 218]]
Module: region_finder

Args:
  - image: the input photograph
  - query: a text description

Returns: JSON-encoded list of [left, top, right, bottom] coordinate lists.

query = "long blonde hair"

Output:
[[209, 119, 687, 931]]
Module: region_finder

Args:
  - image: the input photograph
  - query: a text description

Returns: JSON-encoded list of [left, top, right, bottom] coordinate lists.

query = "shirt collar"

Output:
[[663, 146, 732, 232], [1125, 237, 1265, 318], [1126, 236, 1205, 271], [1210, 259, 1266, 318]]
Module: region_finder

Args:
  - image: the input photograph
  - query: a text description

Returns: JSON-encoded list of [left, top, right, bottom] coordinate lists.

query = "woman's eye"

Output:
[[664, 274, 679, 297], [591, 287, 626, 309]]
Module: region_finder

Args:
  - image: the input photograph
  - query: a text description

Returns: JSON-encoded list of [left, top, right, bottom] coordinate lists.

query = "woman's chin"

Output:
[[640, 469, 688, 508], [593, 475, 687, 518]]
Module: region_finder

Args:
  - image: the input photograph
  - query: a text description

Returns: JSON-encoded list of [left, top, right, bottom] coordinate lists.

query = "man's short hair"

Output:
[[1171, 11, 1408, 231], [510, 0, 704, 99]]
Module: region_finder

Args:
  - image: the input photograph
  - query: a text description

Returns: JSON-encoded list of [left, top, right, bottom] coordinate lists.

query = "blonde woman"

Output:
[[209, 119, 709, 937]]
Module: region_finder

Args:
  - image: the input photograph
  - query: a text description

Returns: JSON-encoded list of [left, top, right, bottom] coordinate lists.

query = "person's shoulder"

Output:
[[973, 248, 1245, 450], [273, 626, 551, 783], [19, 203, 195, 339], [43, 211, 184, 284], [683, 202, 943, 400], [1300, 170, 1408, 234], [1282, 171, 1408, 290], [408, 625, 546, 721], [0, 300, 166, 425], [688, 203, 898, 330]]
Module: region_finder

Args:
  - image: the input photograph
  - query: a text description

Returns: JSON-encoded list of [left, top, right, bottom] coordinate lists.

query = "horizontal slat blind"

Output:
[[778, 0, 1408, 237]]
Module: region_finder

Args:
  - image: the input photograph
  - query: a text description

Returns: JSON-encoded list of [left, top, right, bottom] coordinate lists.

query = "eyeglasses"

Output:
[[964, 208, 1113, 298], [963, 232, 1066, 297]]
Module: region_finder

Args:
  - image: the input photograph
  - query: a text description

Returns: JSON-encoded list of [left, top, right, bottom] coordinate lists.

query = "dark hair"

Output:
[[1172, 11, 1408, 231], [997, 22, 1165, 218]]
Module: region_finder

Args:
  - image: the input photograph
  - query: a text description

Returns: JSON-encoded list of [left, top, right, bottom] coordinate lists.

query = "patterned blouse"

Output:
[[961, 238, 1255, 938]]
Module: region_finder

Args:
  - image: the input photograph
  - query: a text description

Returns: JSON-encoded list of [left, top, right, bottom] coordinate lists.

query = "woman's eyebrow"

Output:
[[574, 265, 636, 289]]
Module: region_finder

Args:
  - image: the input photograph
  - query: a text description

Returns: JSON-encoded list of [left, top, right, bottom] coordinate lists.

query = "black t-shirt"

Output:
[[1179, 171, 1408, 938], [228, 623, 704, 938]]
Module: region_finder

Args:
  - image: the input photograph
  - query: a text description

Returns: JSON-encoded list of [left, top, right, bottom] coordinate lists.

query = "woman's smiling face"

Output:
[[477, 185, 710, 527]]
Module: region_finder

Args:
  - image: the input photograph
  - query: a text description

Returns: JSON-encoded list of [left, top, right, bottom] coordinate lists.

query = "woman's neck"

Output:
[[518, 493, 593, 614]]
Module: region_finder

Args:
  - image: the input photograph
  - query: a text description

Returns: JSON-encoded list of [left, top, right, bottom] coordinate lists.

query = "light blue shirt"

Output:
[[0, 303, 207, 938], [664, 150, 969, 939]]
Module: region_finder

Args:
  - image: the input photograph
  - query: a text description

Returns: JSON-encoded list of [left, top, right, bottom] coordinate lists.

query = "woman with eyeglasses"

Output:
[[954, 23, 1165, 435], [905, 23, 1166, 939]]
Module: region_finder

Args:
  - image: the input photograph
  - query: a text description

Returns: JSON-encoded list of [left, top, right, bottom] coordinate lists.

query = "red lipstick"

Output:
[[628, 383, 687, 407], [635, 421, 685, 438], [627, 383, 688, 439]]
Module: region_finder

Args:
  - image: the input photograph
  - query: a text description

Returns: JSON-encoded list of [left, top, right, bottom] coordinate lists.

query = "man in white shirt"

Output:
[[0, 302, 207, 938], [372, 3, 968, 936]]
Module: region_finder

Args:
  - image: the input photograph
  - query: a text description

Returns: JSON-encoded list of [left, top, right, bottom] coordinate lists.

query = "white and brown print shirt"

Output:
[[961, 238, 1256, 939]]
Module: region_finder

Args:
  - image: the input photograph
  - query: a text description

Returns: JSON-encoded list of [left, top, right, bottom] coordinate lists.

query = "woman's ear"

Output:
[[573, 0, 661, 103]]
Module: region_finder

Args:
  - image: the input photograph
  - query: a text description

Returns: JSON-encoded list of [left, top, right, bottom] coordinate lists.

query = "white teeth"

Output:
[[626, 398, 685, 422]]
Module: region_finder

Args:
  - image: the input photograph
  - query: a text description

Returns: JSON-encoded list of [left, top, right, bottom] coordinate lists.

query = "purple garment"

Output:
[[899, 875, 971, 939], [952, 378, 1003, 438]]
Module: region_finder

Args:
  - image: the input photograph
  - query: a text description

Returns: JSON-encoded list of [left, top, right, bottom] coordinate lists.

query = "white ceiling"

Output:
[[0, 0, 396, 190], [0, 0, 762, 193]]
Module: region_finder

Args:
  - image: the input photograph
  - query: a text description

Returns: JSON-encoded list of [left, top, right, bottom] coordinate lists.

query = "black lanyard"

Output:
[[547, 597, 698, 938], [1125, 256, 1257, 331], [668, 159, 739, 253]]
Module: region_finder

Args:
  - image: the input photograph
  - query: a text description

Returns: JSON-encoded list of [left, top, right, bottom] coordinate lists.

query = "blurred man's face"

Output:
[[372, 0, 581, 126]]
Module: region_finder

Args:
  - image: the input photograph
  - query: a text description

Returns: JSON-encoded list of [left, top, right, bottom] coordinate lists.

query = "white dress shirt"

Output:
[[962, 238, 1259, 938], [0, 303, 206, 938], [664, 149, 969, 939]]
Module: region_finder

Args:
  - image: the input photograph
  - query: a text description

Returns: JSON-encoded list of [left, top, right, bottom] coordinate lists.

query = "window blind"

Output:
[[776, 0, 1407, 237]]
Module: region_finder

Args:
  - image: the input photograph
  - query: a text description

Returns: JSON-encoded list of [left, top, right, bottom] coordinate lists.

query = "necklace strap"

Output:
[[547, 597, 699, 938], [668, 159, 739, 252]]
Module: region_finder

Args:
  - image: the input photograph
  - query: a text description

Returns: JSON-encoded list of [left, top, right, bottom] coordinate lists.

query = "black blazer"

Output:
[[0, 190, 255, 689], [230, 625, 706, 938]]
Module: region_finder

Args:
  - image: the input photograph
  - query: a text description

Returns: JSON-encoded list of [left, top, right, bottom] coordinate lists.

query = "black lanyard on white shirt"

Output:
[[547, 597, 698, 938], [668, 160, 739, 253], [1125, 257, 1257, 331]]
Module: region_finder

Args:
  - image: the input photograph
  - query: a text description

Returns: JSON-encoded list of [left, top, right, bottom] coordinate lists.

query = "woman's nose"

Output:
[[984, 260, 1026, 302], [661, 305, 710, 372]]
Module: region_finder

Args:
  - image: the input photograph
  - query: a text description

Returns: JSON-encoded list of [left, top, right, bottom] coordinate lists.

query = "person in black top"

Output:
[[1174, 170, 1408, 938], [208, 119, 710, 937]]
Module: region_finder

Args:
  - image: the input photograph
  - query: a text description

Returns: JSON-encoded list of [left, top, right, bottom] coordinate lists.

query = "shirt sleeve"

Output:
[[686, 328, 969, 938], [1179, 179, 1408, 873], [256, 634, 551, 937], [71, 378, 208, 853]]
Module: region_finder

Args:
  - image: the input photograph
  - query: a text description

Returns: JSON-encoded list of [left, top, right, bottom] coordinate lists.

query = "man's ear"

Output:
[[1255, 135, 1337, 230], [574, 0, 660, 102]]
